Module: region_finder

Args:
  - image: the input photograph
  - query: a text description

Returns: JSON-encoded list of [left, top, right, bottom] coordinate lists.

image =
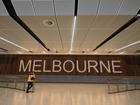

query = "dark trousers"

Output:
[[26, 82, 33, 93]]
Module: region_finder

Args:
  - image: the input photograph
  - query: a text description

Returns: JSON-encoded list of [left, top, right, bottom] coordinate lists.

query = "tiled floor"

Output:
[[0, 83, 140, 105]]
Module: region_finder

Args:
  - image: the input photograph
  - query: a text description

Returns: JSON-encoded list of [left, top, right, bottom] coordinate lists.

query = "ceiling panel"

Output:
[[72, 16, 96, 51], [0, 0, 140, 54], [33, 0, 75, 16], [108, 15, 132, 29], [126, 19, 140, 29], [78, 0, 99, 15], [77, 16, 95, 29], [81, 15, 140, 53], [0, 0, 8, 16], [124, 43, 140, 53], [73, 29, 88, 51], [99, 0, 122, 15], [0, 39, 26, 53], [55, 0, 74, 15], [12, 1, 34, 16], [19, 41, 45, 52], [91, 15, 116, 29], [55, 16, 73, 51], [33, 0, 54, 16], [0, 29, 33, 43], [21, 16, 57, 29], [98, 28, 140, 53], [0, 16, 22, 29], [59, 29, 71, 51], [118, 0, 140, 15], [90, 15, 133, 29], [0, 28, 45, 52], [2, 0, 140, 16], [95, 15, 140, 53], [57, 16, 73, 29], [11, 0, 31, 1], [32, 29, 62, 50], [21, 16, 73, 52], [21, 16, 73, 32], [79, 28, 116, 51]]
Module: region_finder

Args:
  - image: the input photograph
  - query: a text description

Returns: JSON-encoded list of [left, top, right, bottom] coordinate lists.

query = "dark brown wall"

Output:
[[0, 54, 139, 76]]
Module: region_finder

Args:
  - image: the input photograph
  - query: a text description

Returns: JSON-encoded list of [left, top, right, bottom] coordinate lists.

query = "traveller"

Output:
[[26, 71, 36, 93]]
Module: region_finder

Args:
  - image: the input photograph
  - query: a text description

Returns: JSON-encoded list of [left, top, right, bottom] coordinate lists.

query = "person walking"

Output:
[[26, 71, 36, 93]]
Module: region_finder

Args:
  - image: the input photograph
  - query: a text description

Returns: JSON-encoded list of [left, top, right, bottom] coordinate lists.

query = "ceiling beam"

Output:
[[74, 0, 78, 16], [93, 9, 140, 52], [2, 0, 50, 52], [0, 48, 8, 52]]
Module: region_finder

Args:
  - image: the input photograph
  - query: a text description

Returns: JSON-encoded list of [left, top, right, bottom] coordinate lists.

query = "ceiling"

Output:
[[0, 0, 140, 54]]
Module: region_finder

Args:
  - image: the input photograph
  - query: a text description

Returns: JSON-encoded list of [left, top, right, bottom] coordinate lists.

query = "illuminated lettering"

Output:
[[99, 60, 111, 73], [52, 60, 62, 72], [76, 60, 87, 73], [112, 60, 122, 73], [19, 59, 31, 72], [32, 60, 42, 72], [88, 60, 99, 73], [63, 60, 74, 73]]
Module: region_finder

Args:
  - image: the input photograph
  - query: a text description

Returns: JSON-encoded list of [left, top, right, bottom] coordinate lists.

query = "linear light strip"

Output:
[[0, 36, 29, 52], [114, 40, 140, 52], [69, 16, 77, 53]]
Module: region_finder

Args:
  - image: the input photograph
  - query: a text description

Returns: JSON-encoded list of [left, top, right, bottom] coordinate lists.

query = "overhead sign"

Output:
[[0, 54, 140, 76]]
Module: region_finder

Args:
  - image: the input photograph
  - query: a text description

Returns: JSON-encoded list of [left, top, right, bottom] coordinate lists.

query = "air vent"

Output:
[[43, 19, 55, 27]]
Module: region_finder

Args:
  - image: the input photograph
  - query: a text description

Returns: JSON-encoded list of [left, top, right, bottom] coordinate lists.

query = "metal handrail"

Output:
[[107, 78, 140, 94], [0, 75, 26, 91]]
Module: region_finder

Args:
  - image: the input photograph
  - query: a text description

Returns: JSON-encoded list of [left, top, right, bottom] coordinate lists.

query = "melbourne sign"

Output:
[[0, 54, 140, 76]]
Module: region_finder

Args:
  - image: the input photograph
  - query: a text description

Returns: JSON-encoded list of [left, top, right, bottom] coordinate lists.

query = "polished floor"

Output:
[[0, 83, 140, 105]]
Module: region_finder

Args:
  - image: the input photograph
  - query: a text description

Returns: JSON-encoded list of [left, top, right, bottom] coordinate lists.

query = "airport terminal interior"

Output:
[[0, 0, 140, 105]]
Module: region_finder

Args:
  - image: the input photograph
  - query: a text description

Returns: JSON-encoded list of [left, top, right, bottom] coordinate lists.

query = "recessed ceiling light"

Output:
[[119, 51, 126, 54], [16, 51, 22, 54], [42, 19, 55, 27], [82, 51, 85, 53], [42, 51, 47, 54], [94, 52, 98, 54], [86, 49, 90, 51]]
